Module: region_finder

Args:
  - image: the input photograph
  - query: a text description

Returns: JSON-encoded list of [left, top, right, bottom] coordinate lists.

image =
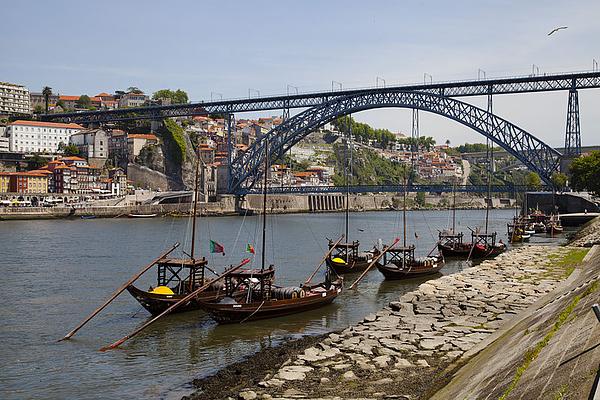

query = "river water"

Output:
[[0, 209, 565, 399]]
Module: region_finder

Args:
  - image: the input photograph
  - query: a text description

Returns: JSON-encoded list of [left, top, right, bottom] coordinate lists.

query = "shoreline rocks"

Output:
[[240, 245, 575, 399]]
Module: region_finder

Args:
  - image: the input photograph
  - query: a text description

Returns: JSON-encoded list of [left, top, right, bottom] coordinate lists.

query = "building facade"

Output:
[[69, 129, 109, 166], [118, 92, 148, 108], [6, 120, 83, 153], [0, 82, 31, 115], [127, 134, 158, 161]]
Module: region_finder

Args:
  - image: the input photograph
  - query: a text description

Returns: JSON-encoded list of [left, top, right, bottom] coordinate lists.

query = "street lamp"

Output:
[[248, 89, 260, 99], [286, 85, 299, 96], [593, 59, 599, 72], [376, 76, 386, 88], [532, 64, 540, 76], [478, 69, 486, 80], [423, 73, 433, 84], [332, 80, 343, 92]]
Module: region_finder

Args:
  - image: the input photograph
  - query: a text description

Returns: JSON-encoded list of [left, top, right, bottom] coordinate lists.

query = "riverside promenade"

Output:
[[189, 229, 600, 399]]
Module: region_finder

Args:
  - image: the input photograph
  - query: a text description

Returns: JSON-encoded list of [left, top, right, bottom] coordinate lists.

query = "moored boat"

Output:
[[326, 240, 374, 274], [127, 213, 157, 218], [376, 245, 445, 280]]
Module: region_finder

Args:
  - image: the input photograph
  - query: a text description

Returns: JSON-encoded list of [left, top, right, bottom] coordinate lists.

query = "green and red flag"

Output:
[[246, 243, 255, 254], [210, 240, 225, 255]]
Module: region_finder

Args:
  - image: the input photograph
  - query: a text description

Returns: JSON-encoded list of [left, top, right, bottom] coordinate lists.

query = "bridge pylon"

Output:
[[564, 87, 581, 157]]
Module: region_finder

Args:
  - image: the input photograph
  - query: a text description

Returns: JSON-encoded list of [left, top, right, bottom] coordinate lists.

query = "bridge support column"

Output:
[[226, 114, 235, 193], [564, 87, 581, 157]]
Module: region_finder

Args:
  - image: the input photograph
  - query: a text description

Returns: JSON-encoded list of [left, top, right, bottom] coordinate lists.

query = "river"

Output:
[[0, 209, 566, 399]]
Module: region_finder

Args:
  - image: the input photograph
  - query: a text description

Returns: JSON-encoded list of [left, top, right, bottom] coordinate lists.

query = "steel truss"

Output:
[[42, 72, 600, 124], [230, 90, 562, 193], [564, 88, 581, 156]]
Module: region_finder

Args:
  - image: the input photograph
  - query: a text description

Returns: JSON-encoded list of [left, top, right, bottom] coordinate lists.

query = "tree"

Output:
[[76, 95, 91, 108], [33, 105, 45, 114], [152, 89, 189, 104], [525, 171, 542, 190], [42, 86, 52, 113], [127, 86, 143, 94], [415, 192, 426, 207], [570, 151, 600, 196], [550, 172, 568, 191], [62, 144, 80, 156]]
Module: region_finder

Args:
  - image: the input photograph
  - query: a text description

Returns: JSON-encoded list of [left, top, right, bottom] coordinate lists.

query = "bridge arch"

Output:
[[230, 90, 562, 192]]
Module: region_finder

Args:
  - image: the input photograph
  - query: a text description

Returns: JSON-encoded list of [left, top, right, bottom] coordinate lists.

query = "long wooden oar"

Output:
[[349, 237, 401, 289], [99, 257, 251, 351], [60, 242, 180, 342], [304, 235, 344, 284]]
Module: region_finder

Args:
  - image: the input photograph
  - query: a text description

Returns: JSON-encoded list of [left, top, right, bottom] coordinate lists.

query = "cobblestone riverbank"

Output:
[[220, 245, 578, 400]]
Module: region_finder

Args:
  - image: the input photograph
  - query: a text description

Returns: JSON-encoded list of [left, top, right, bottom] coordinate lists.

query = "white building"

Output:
[[69, 129, 109, 161], [0, 137, 9, 152], [6, 120, 83, 153], [118, 92, 148, 108], [0, 82, 31, 115]]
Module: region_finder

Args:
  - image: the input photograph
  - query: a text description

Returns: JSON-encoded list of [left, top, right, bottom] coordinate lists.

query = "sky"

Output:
[[1, 0, 598, 147]]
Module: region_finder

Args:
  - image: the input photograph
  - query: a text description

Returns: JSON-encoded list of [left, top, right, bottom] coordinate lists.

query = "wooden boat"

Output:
[[126, 258, 227, 315], [469, 231, 506, 258], [326, 240, 374, 274], [126, 151, 225, 316], [376, 170, 445, 280], [202, 138, 343, 324], [200, 267, 342, 323], [128, 213, 157, 218], [376, 245, 445, 280], [438, 231, 472, 257]]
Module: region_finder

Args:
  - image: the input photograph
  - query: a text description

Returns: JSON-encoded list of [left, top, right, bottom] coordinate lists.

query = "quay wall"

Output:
[[0, 193, 498, 220]]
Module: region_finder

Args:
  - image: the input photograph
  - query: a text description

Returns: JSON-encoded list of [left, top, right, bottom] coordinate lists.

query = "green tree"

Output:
[[415, 192, 426, 207], [569, 151, 600, 196], [127, 86, 143, 94], [525, 171, 542, 190], [62, 144, 80, 156], [33, 104, 45, 114], [550, 171, 568, 191], [152, 89, 189, 104], [42, 86, 52, 113], [28, 154, 47, 169], [76, 95, 91, 108]]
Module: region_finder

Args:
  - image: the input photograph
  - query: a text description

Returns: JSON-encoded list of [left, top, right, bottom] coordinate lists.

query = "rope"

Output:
[[240, 300, 266, 324]]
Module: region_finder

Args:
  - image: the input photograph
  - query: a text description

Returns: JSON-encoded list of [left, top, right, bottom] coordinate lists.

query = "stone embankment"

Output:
[[570, 215, 600, 247], [231, 245, 578, 400]]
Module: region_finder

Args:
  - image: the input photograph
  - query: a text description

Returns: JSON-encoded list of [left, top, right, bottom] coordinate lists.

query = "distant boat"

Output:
[[127, 213, 158, 218], [80, 215, 97, 220]]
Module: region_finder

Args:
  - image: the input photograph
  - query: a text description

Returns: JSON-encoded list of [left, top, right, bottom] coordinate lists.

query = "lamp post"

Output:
[[286, 85, 299, 96], [376, 76, 386, 88], [423, 73, 433, 84], [478, 69, 486, 80], [332, 80, 342, 92]]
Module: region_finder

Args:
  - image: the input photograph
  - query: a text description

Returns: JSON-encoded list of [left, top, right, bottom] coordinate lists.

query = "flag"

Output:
[[210, 240, 225, 255], [246, 243, 255, 254]]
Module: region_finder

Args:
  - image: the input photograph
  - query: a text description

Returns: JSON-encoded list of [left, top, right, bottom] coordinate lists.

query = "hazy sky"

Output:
[[1, 0, 598, 146]]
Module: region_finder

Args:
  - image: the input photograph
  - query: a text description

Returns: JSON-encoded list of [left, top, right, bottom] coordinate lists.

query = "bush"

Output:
[[161, 118, 186, 164]]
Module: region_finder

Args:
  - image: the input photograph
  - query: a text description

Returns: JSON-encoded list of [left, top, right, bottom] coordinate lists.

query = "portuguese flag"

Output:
[[246, 243, 255, 254], [210, 240, 225, 255]]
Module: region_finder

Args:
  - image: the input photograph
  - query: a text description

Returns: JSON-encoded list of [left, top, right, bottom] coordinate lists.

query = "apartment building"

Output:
[[0, 82, 31, 115], [6, 120, 83, 153]]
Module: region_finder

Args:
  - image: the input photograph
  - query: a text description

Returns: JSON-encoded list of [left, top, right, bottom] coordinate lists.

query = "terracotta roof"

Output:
[[28, 169, 53, 175], [60, 156, 86, 161], [10, 120, 84, 130], [96, 92, 112, 97], [59, 95, 80, 101], [128, 134, 158, 140]]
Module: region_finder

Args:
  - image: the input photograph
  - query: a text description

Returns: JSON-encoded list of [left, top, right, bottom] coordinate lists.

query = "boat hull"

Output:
[[438, 243, 471, 257], [201, 286, 342, 324], [470, 244, 507, 258], [376, 261, 445, 280], [126, 285, 223, 316], [326, 257, 372, 274]]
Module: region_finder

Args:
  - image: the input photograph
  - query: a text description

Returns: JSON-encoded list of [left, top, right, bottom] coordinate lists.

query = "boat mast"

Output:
[[345, 115, 352, 246], [484, 140, 492, 236], [261, 139, 269, 272], [452, 180, 456, 234], [403, 171, 407, 248], [190, 148, 201, 261]]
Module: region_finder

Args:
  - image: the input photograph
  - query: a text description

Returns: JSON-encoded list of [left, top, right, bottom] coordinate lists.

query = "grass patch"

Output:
[[552, 384, 569, 400], [498, 278, 597, 400]]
